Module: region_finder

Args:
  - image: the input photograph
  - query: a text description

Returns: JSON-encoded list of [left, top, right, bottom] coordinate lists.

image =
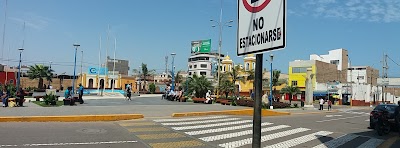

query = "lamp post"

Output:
[[269, 54, 274, 108], [81, 50, 83, 86], [72, 43, 80, 95], [171, 53, 176, 91], [16, 48, 24, 92], [139, 66, 141, 92], [49, 61, 52, 86], [210, 19, 233, 98]]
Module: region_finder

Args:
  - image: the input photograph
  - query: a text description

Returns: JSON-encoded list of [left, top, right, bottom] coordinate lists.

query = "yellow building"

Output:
[[79, 73, 122, 89], [221, 54, 256, 96], [288, 60, 317, 92]]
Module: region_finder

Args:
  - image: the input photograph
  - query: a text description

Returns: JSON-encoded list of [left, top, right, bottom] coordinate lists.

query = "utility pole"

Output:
[[165, 55, 168, 74], [382, 52, 389, 103]]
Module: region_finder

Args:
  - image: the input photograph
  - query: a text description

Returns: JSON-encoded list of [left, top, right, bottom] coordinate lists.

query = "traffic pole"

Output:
[[252, 54, 263, 148]]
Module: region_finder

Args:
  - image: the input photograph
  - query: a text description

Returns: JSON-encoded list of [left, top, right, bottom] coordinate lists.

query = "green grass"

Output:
[[32, 101, 64, 107]]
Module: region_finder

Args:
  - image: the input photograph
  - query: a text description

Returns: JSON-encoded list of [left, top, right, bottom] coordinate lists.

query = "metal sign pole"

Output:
[[252, 54, 263, 148]]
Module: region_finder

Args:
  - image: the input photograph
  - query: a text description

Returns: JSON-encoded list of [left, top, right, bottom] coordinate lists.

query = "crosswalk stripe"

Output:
[[186, 122, 273, 136], [161, 118, 241, 126], [153, 116, 228, 122], [264, 131, 333, 148], [172, 120, 253, 131], [312, 134, 358, 148], [356, 138, 385, 148], [219, 127, 310, 148], [200, 125, 290, 142]]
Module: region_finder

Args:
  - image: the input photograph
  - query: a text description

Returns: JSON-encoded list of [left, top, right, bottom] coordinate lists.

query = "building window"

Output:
[[292, 67, 308, 73], [357, 76, 364, 80], [228, 65, 231, 71], [194, 64, 197, 68], [252, 62, 255, 70], [189, 65, 192, 69], [330, 60, 339, 65], [223, 66, 226, 72], [245, 63, 250, 71], [200, 64, 207, 68], [189, 72, 192, 75], [200, 71, 207, 76], [292, 81, 298, 86]]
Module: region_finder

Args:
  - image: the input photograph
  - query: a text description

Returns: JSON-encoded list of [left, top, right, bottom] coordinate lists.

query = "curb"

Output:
[[171, 109, 290, 117], [378, 136, 399, 148], [291, 110, 339, 115], [0, 114, 144, 122]]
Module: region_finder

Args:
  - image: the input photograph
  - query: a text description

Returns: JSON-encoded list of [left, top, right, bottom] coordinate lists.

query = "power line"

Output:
[[387, 55, 400, 67]]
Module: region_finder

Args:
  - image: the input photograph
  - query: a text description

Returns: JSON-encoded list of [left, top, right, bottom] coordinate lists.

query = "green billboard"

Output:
[[191, 39, 211, 53]]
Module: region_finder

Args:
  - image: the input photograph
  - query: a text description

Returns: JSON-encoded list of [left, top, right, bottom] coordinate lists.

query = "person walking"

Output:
[[1, 87, 9, 107], [327, 99, 332, 111], [319, 98, 324, 110], [126, 85, 132, 101], [78, 84, 84, 104]]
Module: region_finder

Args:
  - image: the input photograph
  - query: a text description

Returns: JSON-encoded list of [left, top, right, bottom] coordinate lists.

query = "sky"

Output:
[[0, 0, 400, 77]]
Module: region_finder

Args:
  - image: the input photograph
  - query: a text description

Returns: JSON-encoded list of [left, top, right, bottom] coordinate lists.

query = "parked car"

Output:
[[370, 104, 399, 129]]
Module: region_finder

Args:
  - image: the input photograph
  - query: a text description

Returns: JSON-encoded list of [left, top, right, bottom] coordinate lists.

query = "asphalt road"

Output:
[[0, 122, 148, 148], [3, 108, 397, 148]]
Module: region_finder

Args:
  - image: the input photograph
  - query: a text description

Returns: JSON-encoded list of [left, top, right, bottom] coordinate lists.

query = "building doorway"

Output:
[[100, 79, 104, 89], [88, 79, 94, 88]]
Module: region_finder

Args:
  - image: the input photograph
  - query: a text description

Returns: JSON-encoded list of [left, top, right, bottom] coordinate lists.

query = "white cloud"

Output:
[[299, 0, 400, 23]]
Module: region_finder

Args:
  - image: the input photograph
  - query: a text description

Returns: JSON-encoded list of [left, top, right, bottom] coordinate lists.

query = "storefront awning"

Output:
[[313, 91, 328, 97]]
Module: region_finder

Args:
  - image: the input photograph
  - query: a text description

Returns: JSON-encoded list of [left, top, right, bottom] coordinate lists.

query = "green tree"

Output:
[[173, 70, 183, 87], [226, 65, 245, 96], [187, 75, 213, 98], [149, 83, 156, 94], [280, 85, 301, 104], [132, 63, 155, 91], [219, 79, 235, 99], [27, 64, 54, 89]]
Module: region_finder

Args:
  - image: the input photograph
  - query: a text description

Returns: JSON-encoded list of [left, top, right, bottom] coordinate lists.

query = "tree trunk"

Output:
[[38, 78, 43, 89], [290, 94, 293, 104]]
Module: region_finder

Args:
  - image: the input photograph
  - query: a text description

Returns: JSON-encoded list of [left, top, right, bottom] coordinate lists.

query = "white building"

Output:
[[310, 48, 348, 71], [187, 53, 224, 80], [347, 66, 379, 85]]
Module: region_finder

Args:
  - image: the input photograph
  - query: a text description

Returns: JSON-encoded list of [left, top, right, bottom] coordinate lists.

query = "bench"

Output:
[[34, 96, 60, 101], [63, 96, 79, 106], [192, 98, 207, 103], [220, 100, 232, 105]]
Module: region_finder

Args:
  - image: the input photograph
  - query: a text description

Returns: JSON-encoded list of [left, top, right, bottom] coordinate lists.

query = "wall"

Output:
[[20, 77, 76, 90], [0, 72, 17, 85], [315, 61, 341, 83]]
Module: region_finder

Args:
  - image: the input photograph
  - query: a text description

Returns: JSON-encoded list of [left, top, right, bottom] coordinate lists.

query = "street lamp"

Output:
[[138, 66, 142, 92], [171, 53, 176, 91], [210, 18, 233, 99], [269, 54, 274, 108], [16, 48, 24, 92], [72, 43, 80, 95], [49, 61, 52, 86]]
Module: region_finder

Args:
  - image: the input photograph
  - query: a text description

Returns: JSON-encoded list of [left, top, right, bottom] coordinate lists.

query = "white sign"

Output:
[[237, 0, 286, 56]]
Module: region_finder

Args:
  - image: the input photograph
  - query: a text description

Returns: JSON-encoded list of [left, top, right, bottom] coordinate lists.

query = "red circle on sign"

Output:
[[242, 0, 271, 13]]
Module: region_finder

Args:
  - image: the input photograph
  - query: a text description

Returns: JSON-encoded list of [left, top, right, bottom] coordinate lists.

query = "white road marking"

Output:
[[153, 116, 228, 122], [160, 118, 240, 126], [313, 134, 358, 148], [172, 120, 253, 130], [316, 115, 368, 123], [264, 131, 333, 148], [219, 127, 310, 148], [186, 122, 273, 135], [356, 138, 385, 148], [325, 115, 343, 117], [0, 141, 138, 147], [200, 125, 290, 142]]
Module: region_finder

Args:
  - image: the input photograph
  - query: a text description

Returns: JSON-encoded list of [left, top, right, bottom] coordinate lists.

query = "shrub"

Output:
[[149, 83, 156, 94], [293, 103, 298, 108], [43, 94, 57, 105]]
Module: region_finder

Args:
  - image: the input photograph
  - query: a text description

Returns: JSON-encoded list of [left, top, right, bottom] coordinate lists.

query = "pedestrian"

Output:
[[394, 101, 400, 136], [126, 85, 132, 101], [327, 99, 332, 111], [78, 83, 84, 104], [16, 87, 26, 107], [1, 86, 9, 107], [319, 98, 324, 110]]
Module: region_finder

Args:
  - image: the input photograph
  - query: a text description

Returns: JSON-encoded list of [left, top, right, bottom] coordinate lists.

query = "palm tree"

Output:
[[27, 64, 54, 89], [226, 65, 245, 96], [219, 79, 235, 99], [280, 85, 301, 104], [187, 75, 213, 98], [132, 63, 155, 91], [174, 71, 183, 87]]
